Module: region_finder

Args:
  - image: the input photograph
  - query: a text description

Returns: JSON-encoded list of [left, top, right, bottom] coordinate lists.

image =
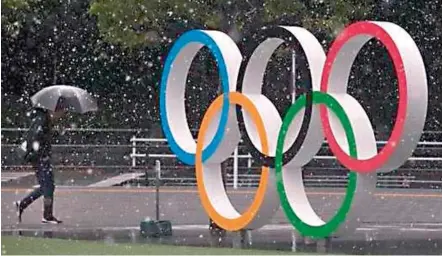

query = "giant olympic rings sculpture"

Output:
[[159, 21, 428, 238]]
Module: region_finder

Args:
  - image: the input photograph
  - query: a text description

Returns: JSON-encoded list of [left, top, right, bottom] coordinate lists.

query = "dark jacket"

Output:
[[24, 108, 53, 165]]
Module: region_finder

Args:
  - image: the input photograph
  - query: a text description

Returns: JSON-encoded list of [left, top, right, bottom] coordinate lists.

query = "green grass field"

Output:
[[1, 236, 297, 255]]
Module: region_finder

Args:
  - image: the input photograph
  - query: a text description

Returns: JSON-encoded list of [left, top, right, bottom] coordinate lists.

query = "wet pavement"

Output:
[[2, 168, 127, 187], [2, 186, 442, 254]]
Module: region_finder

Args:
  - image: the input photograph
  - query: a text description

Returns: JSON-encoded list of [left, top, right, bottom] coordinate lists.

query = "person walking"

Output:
[[15, 105, 65, 224]]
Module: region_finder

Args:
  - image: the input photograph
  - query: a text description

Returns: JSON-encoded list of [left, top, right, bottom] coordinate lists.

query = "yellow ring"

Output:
[[195, 92, 269, 231]]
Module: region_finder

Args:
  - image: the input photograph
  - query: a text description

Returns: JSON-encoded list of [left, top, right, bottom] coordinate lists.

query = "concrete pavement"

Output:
[[2, 186, 441, 228], [2, 186, 442, 254]]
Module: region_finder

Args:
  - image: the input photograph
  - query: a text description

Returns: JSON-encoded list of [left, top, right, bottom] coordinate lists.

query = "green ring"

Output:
[[275, 91, 357, 238]]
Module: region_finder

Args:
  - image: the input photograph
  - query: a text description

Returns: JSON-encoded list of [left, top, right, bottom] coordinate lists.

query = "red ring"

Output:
[[320, 21, 407, 173]]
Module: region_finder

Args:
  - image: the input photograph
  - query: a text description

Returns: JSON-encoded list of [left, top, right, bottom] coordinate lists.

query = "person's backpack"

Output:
[[16, 141, 28, 161], [16, 127, 37, 164], [17, 108, 48, 164]]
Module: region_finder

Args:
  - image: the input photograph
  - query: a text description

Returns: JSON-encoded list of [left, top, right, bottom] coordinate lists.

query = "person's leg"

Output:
[[41, 166, 54, 219], [39, 160, 61, 223], [18, 187, 43, 210], [16, 168, 43, 222]]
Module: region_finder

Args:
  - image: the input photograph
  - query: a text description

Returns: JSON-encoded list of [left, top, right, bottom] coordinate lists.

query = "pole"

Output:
[[233, 147, 238, 189], [155, 160, 161, 221], [291, 50, 296, 103], [132, 136, 136, 167]]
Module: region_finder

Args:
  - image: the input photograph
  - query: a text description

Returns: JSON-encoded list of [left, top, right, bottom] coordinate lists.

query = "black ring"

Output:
[[235, 25, 314, 168]]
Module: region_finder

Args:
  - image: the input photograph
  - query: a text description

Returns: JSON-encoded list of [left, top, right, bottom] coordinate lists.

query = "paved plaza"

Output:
[[2, 186, 442, 254]]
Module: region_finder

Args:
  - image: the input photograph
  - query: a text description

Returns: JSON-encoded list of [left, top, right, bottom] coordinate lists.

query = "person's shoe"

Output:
[[14, 201, 23, 223], [42, 216, 63, 224]]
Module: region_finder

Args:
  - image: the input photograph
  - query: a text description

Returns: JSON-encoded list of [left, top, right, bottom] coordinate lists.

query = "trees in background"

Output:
[[87, 0, 374, 132], [1, 0, 160, 128], [2, 0, 441, 131], [88, 0, 374, 48]]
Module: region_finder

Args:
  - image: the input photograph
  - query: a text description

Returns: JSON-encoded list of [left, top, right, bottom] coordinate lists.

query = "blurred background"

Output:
[[2, 1, 442, 254], [2, 0, 442, 188]]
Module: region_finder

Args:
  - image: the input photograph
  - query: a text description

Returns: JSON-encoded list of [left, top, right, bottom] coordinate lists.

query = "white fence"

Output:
[[130, 137, 252, 189], [129, 136, 442, 189]]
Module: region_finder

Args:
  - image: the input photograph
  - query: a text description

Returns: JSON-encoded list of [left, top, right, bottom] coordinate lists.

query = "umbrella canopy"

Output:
[[31, 85, 98, 113]]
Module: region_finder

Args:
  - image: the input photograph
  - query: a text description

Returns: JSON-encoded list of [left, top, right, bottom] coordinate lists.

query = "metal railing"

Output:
[[129, 136, 442, 189], [130, 137, 253, 188], [1, 127, 147, 132], [133, 168, 442, 189]]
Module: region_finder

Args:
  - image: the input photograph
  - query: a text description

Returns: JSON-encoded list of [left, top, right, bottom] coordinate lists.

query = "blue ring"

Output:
[[159, 30, 231, 165]]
